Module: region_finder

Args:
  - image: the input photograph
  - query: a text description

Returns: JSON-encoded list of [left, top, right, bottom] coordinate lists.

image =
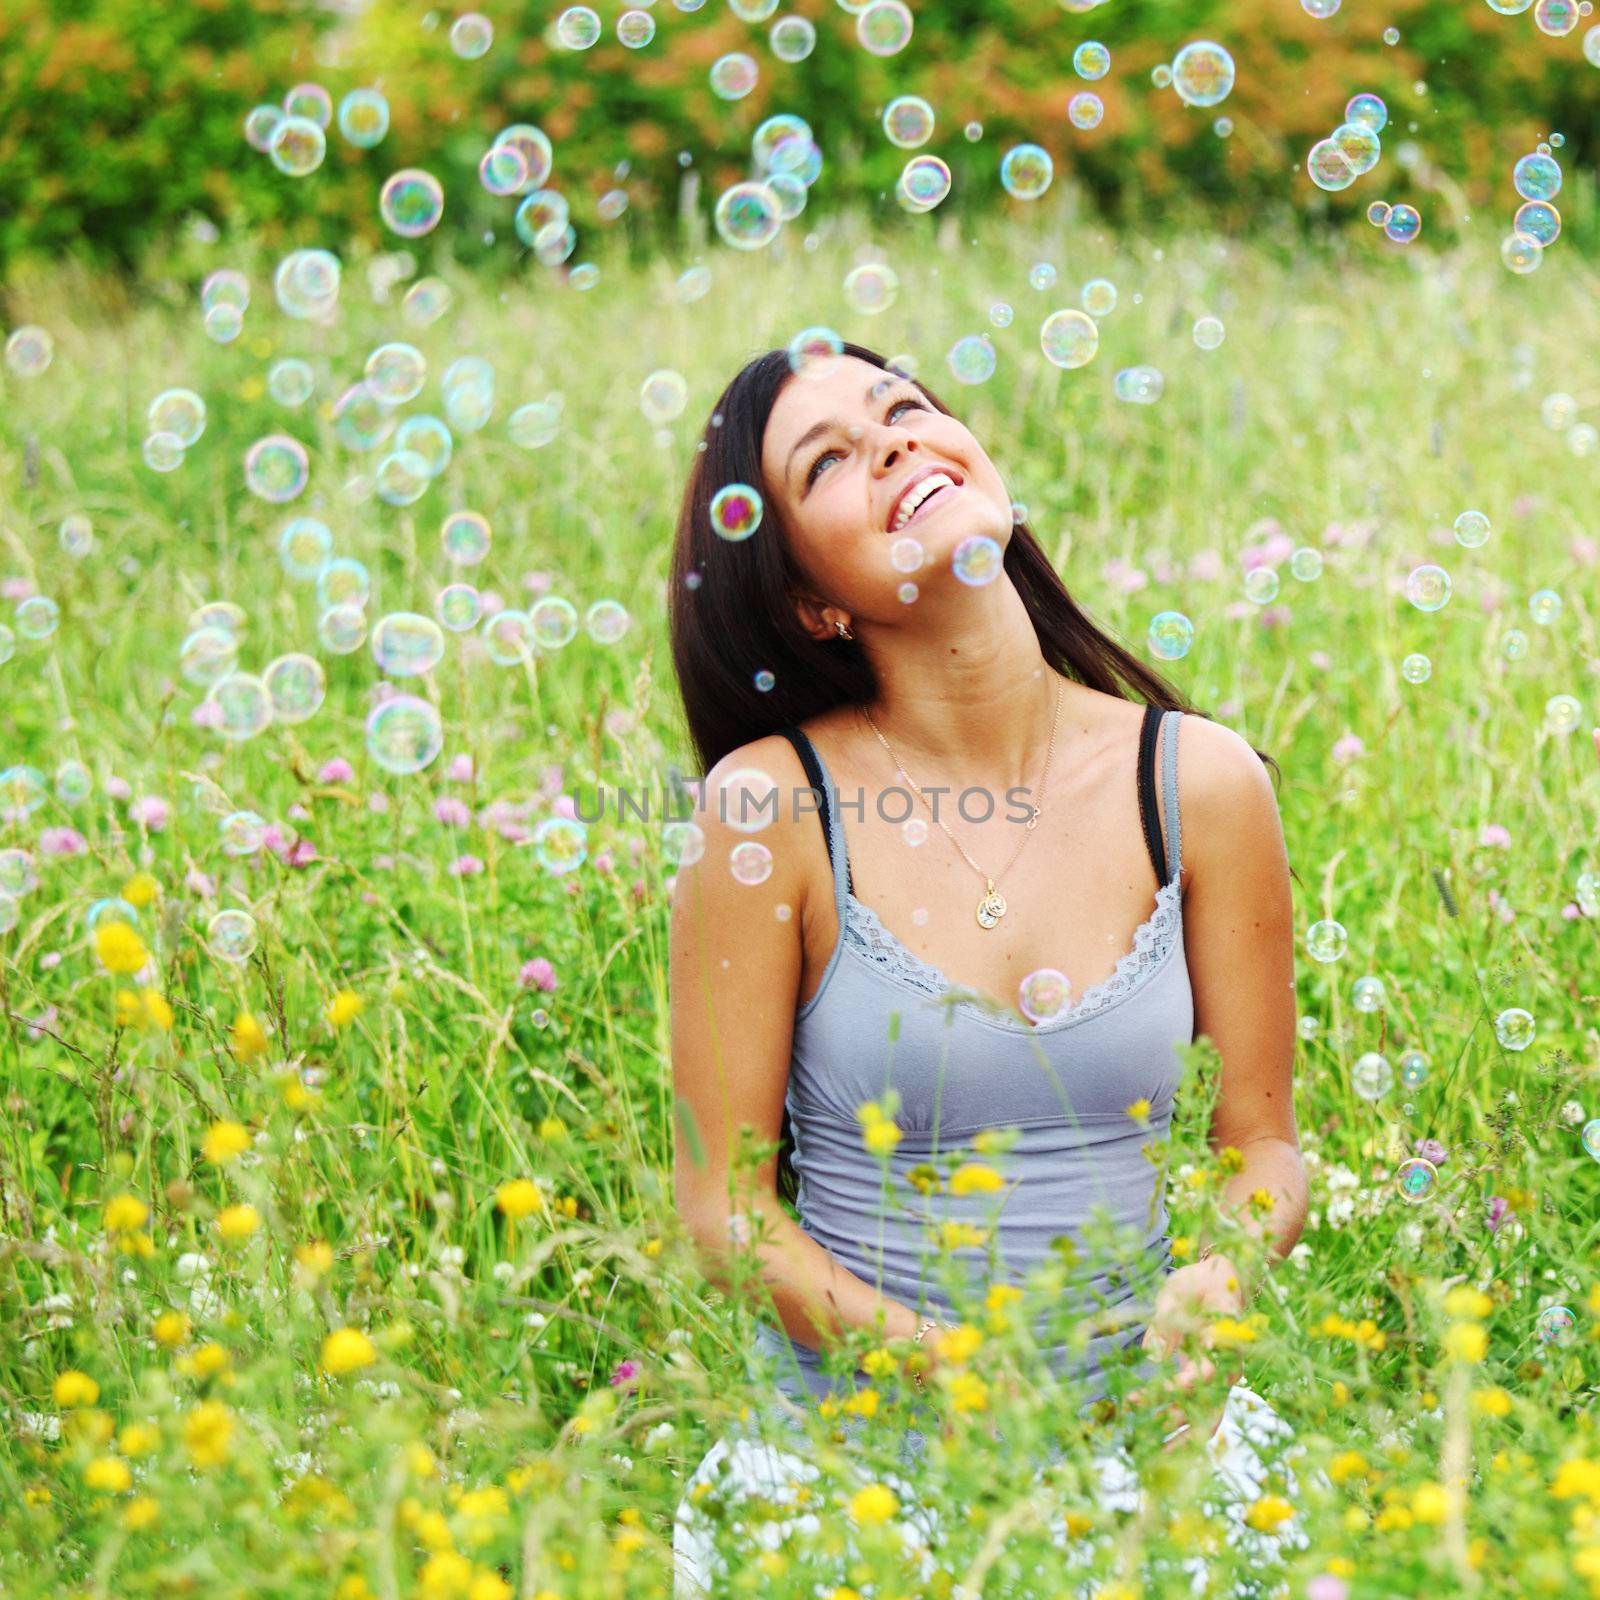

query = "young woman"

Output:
[[666, 341, 1310, 1593]]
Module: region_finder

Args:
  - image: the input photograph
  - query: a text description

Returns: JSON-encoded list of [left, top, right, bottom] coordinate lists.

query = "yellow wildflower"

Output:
[[230, 1010, 269, 1060], [947, 1371, 988, 1413], [327, 989, 365, 1028], [1444, 1322, 1487, 1364], [934, 1220, 987, 1251], [118, 1421, 161, 1457], [495, 1179, 544, 1220], [85, 1455, 133, 1493], [1243, 1494, 1295, 1533], [848, 1483, 899, 1525], [419, 1551, 473, 1600], [321, 1327, 377, 1377], [985, 1283, 1024, 1313], [140, 990, 174, 1030], [1248, 1186, 1276, 1216], [124, 1495, 159, 1531], [202, 1120, 251, 1164], [1327, 1450, 1370, 1485], [468, 1573, 511, 1600], [295, 1240, 336, 1279], [406, 1442, 437, 1478], [121, 873, 160, 908], [947, 1161, 1005, 1196], [153, 1309, 190, 1348], [103, 1194, 149, 1233], [94, 921, 149, 975], [182, 1399, 234, 1468], [217, 1203, 261, 1243], [1208, 1314, 1263, 1347], [843, 1386, 879, 1418], [189, 1341, 230, 1378], [1412, 1482, 1451, 1524], [1124, 1097, 1152, 1122], [1474, 1386, 1512, 1418], [863, 1118, 901, 1156], [936, 1323, 983, 1364], [1444, 1286, 1494, 1321], [53, 1370, 100, 1407], [1553, 1458, 1600, 1510]]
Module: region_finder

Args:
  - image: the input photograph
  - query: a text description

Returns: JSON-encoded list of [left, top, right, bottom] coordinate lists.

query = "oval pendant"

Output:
[[976, 890, 1006, 929]]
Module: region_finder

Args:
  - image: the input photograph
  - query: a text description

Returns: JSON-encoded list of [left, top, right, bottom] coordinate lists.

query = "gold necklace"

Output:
[[862, 676, 1064, 930]]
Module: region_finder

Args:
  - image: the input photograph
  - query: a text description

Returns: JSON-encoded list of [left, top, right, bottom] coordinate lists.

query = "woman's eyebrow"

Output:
[[784, 380, 903, 487]]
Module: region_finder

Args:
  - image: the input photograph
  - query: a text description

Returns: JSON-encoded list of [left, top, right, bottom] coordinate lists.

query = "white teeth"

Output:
[[891, 472, 956, 532]]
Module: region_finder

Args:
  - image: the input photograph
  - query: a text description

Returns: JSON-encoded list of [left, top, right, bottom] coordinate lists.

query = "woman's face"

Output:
[[758, 355, 1014, 635]]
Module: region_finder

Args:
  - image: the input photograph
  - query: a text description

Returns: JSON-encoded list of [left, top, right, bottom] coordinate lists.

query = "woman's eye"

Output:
[[807, 398, 923, 486]]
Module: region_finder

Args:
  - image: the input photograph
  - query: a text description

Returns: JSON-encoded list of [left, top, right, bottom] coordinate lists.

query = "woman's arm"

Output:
[[670, 737, 929, 1369]]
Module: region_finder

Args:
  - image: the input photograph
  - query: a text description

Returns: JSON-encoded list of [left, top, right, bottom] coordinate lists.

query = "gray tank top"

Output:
[[743, 704, 1194, 1437]]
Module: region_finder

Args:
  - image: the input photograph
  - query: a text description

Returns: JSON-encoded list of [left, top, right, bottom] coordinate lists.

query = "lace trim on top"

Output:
[[839, 875, 1184, 1032]]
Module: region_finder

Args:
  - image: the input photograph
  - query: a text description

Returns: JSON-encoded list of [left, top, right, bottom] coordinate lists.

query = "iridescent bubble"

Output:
[[14, 596, 58, 640], [203, 303, 243, 344], [149, 388, 207, 447], [380, 169, 445, 238], [207, 671, 274, 741], [1502, 629, 1528, 661], [856, 0, 913, 54], [1401, 652, 1431, 684], [714, 181, 782, 249], [1305, 919, 1347, 962], [889, 536, 924, 573], [479, 143, 529, 197], [1384, 203, 1422, 244], [1082, 278, 1117, 316], [441, 511, 491, 565], [315, 557, 370, 613], [1171, 40, 1235, 107], [1029, 262, 1057, 291], [898, 155, 952, 210], [947, 334, 997, 385], [952, 535, 1003, 585], [4, 326, 53, 377], [531, 597, 579, 649], [450, 11, 494, 56], [1492, 1007, 1535, 1051], [1000, 143, 1053, 200], [1352, 1051, 1393, 1100], [191, 601, 245, 637], [243, 435, 310, 503], [1193, 316, 1225, 350], [1513, 200, 1560, 247], [1303, 0, 1341, 13], [492, 124, 554, 190], [208, 909, 258, 964], [1582, 1119, 1600, 1162], [726, 840, 773, 886], [0, 848, 39, 896], [752, 113, 814, 176], [555, 6, 602, 49], [143, 429, 180, 469], [534, 817, 588, 874], [769, 14, 814, 60], [85, 897, 141, 936], [268, 358, 315, 407], [1534, 0, 1580, 35], [710, 51, 759, 98], [1545, 694, 1582, 734], [369, 613, 445, 677], [1382, 25, 1399, 43], [989, 302, 1014, 329], [711, 483, 763, 541], [1405, 564, 1451, 611], [1395, 1156, 1436, 1203], [1151, 63, 1173, 88], [179, 626, 240, 687], [753, 668, 776, 692], [1586, 21, 1600, 63], [1529, 589, 1563, 625], [1067, 91, 1104, 130], [661, 820, 706, 869], [1148, 611, 1194, 660], [1535, 1304, 1576, 1346], [201, 269, 249, 314], [269, 115, 326, 177], [1332, 121, 1382, 176], [1346, 93, 1387, 132], [338, 87, 390, 147], [1352, 975, 1386, 1011], [366, 342, 427, 405], [482, 609, 536, 665], [844, 263, 899, 314], [436, 583, 482, 632], [1307, 138, 1358, 192], [1366, 200, 1391, 227], [1040, 308, 1099, 369], [584, 599, 630, 644], [54, 760, 92, 804], [788, 327, 845, 381], [1399, 1049, 1430, 1088], [1513, 152, 1561, 201], [1012, 968, 1070, 1023], [375, 449, 432, 507], [244, 104, 284, 151], [640, 369, 689, 424], [284, 83, 331, 126], [1114, 366, 1164, 404], [395, 415, 452, 477], [274, 248, 341, 320], [1453, 509, 1491, 548], [883, 95, 935, 149], [1073, 40, 1110, 78], [0, 623, 14, 665], [508, 400, 562, 449], [221, 811, 267, 854], [1499, 232, 1542, 275], [318, 604, 368, 655], [366, 694, 443, 775], [278, 517, 332, 581]]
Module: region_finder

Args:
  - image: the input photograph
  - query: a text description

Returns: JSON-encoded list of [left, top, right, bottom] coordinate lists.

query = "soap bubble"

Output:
[[372, 613, 446, 677], [338, 88, 390, 147], [366, 695, 443, 774], [1193, 316, 1225, 350], [1171, 41, 1235, 107], [1082, 278, 1117, 316], [714, 181, 782, 248], [1114, 366, 1164, 404], [769, 15, 814, 59], [245, 435, 310, 502], [1405, 564, 1451, 611], [5, 326, 54, 376], [380, 169, 445, 237], [1536, 1304, 1576, 1345], [999, 144, 1053, 200], [1352, 975, 1386, 1011], [1513, 153, 1561, 201], [711, 483, 763, 541], [1384, 204, 1422, 244], [221, 812, 267, 854], [947, 334, 997, 385], [1040, 309, 1099, 369], [208, 672, 274, 742], [1019, 968, 1072, 1023], [208, 909, 259, 964], [641, 369, 689, 424], [1512, 200, 1560, 247], [729, 840, 775, 885], [883, 95, 936, 149], [1068, 93, 1104, 130], [450, 11, 494, 56], [710, 52, 759, 98], [898, 155, 952, 211], [844, 263, 899, 314], [1494, 1008, 1535, 1051], [1148, 611, 1194, 660], [262, 653, 326, 722], [1453, 510, 1491, 548], [149, 388, 207, 447], [1395, 1157, 1436, 1203], [1346, 93, 1387, 132], [856, 0, 913, 56], [952, 535, 1003, 586], [1352, 1052, 1393, 1100], [442, 511, 491, 565], [1072, 41, 1110, 79], [1305, 919, 1347, 962], [534, 816, 589, 873], [1307, 138, 1358, 192], [269, 115, 326, 176], [436, 584, 482, 632], [1401, 653, 1431, 684], [556, 6, 602, 49], [268, 359, 315, 407]]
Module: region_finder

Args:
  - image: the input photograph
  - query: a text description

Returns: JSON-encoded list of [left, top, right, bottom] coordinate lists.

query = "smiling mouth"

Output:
[[887, 474, 963, 535]]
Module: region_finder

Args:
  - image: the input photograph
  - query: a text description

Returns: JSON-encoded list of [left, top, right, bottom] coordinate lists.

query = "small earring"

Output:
[[834, 620, 853, 641]]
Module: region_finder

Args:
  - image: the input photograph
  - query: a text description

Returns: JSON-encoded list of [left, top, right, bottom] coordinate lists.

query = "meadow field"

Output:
[[2, 118, 1600, 1600]]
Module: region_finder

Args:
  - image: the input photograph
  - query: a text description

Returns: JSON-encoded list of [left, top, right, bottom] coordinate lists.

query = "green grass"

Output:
[[1, 212, 1599, 1599]]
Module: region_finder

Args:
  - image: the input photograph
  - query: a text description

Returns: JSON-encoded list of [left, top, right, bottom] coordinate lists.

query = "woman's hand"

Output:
[[1126, 1254, 1247, 1447]]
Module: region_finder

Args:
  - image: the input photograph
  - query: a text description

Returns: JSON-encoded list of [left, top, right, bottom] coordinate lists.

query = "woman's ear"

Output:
[[791, 590, 840, 642]]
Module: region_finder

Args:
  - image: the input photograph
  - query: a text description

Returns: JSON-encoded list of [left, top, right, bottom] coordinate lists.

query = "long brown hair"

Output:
[[668, 342, 1295, 1207]]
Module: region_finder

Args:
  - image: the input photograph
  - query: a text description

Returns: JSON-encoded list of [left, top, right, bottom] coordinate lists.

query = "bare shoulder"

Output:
[[1171, 712, 1285, 881]]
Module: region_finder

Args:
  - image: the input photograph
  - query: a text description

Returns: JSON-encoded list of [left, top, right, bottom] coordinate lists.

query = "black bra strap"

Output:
[[1136, 703, 1170, 889], [777, 726, 854, 896]]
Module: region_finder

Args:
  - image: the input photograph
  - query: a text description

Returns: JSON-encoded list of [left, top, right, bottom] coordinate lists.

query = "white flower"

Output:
[[1326, 1194, 1356, 1228], [1560, 1101, 1585, 1126]]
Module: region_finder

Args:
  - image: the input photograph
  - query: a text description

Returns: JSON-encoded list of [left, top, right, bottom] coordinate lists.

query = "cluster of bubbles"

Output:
[[1500, 146, 1564, 275], [714, 113, 825, 249], [1305, 92, 1386, 196]]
